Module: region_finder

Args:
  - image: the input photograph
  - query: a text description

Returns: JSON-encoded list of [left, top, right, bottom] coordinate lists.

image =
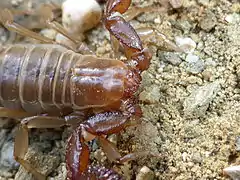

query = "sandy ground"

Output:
[[0, 0, 240, 179]]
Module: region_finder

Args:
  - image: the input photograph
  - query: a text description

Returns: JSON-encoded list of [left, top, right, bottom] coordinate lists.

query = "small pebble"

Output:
[[235, 136, 240, 152], [186, 54, 204, 74], [159, 52, 182, 66], [40, 29, 57, 40], [0, 141, 19, 170], [169, 0, 183, 8], [175, 37, 196, 53], [223, 165, 240, 180], [192, 152, 202, 163], [94, 149, 106, 163], [136, 166, 154, 180], [202, 70, 212, 81], [139, 86, 161, 104], [108, 134, 117, 145], [225, 13, 240, 24], [183, 81, 221, 117], [62, 0, 102, 34], [11, 0, 23, 6], [200, 12, 217, 32], [197, 0, 210, 6]]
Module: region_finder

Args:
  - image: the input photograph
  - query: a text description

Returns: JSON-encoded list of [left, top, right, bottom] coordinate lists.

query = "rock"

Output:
[[136, 166, 154, 180], [0, 129, 7, 149], [175, 20, 192, 33], [183, 81, 221, 117], [186, 54, 205, 74], [175, 37, 196, 53], [223, 165, 240, 180], [200, 12, 217, 32], [62, 0, 102, 35], [225, 13, 240, 24], [235, 136, 240, 152], [202, 70, 212, 81], [0, 140, 19, 170], [139, 85, 161, 104], [192, 152, 202, 164], [231, 3, 240, 13], [159, 52, 182, 66], [169, 0, 183, 8], [40, 29, 57, 40]]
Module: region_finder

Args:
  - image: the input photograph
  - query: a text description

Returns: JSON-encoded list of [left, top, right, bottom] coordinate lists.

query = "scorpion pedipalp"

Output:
[[66, 111, 138, 180], [104, 0, 152, 71]]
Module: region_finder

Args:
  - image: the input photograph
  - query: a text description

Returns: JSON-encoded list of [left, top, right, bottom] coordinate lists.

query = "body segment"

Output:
[[0, 44, 128, 114]]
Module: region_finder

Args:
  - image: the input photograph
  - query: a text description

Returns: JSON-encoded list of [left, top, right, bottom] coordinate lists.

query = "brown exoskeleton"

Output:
[[0, 0, 178, 179]]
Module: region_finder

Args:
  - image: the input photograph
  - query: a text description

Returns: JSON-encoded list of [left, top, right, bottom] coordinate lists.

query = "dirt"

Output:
[[0, 0, 240, 180]]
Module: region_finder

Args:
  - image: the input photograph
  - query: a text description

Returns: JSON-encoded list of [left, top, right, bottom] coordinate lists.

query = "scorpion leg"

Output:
[[37, 4, 94, 55], [14, 115, 66, 180], [0, 9, 82, 52], [123, 6, 162, 22], [0, 9, 55, 44], [0, 107, 31, 118], [38, 4, 83, 44], [66, 110, 142, 179], [136, 27, 183, 52]]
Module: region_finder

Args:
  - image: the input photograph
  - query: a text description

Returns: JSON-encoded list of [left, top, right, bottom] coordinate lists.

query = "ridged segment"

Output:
[[0, 44, 127, 114], [19, 46, 46, 113], [0, 46, 27, 110], [53, 51, 76, 108], [38, 47, 62, 112], [0, 44, 77, 114]]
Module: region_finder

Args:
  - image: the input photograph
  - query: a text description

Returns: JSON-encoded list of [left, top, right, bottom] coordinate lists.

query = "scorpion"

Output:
[[0, 0, 176, 179]]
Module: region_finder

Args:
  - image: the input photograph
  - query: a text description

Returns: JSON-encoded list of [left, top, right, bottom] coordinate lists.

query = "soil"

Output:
[[0, 0, 239, 180]]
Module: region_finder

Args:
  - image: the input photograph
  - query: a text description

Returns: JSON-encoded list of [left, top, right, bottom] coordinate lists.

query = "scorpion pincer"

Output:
[[0, 0, 152, 179]]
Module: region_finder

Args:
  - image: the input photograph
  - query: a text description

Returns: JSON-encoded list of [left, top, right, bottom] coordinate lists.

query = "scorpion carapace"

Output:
[[0, 0, 153, 179]]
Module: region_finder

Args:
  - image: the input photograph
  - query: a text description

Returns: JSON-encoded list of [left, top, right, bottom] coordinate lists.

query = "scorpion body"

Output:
[[0, 44, 130, 114], [0, 0, 156, 179]]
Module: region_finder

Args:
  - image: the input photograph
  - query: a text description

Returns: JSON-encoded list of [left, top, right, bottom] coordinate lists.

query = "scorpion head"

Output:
[[70, 53, 149, 110], [70, 56, 134, 109]]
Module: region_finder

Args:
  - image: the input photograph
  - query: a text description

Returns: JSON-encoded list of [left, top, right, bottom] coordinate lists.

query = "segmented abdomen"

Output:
[[0, 44, 79, 114]]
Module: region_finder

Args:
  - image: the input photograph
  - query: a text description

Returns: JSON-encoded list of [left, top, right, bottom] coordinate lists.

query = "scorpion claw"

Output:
[[66, 126, 90, 179], [104, 0, 152, 72]]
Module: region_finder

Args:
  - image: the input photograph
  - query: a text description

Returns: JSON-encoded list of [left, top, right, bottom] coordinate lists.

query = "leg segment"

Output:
[[0, 107, 31, 118], [136, 27, 183, 52], [14, 115, 66, 180], [38, 4, 82, 44], [37, 4, 95, 54], [123, 6, 163, 22], [0, 8, 89, 53], [0, 9, 55, 44], [66, 110, 142, 179]]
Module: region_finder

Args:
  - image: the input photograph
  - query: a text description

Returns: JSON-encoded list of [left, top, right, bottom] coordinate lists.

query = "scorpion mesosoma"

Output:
[[0, 0, 154, 179]]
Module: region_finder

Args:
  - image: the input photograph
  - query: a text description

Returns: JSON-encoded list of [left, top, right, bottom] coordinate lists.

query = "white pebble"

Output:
[[224, 13, 240, 24], [175, 37, 196, 53], [223, 165, 240, 180], [40, 29, 57, 40], [62, 0, 102, 34], [136, 166, 154, 180]]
